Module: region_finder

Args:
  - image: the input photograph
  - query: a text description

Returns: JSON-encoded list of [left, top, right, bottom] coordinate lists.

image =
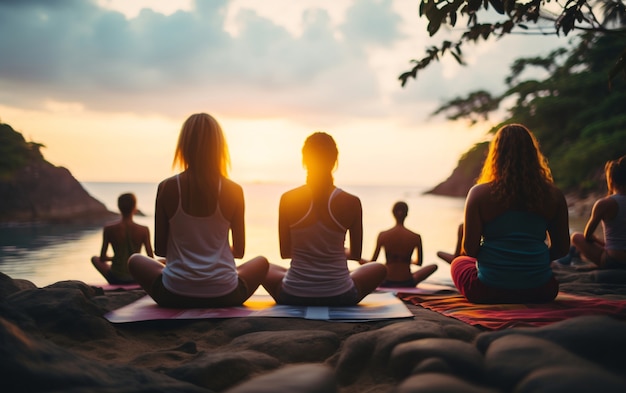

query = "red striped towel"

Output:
[[399, 292, 626, 330]]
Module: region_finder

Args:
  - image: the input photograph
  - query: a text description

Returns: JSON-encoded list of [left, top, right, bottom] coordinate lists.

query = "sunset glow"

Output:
[[0, 0, 565, 186]]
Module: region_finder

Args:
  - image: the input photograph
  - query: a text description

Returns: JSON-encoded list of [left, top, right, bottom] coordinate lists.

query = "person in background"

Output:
[[561, 156, 626, 269], [91, 193, 153, 284], [450, 124, 570, 303], [262, 132, 387, 306], [128, 113, 268, 307], [436, 223, 463, 264], [367, 201, 438, 287]]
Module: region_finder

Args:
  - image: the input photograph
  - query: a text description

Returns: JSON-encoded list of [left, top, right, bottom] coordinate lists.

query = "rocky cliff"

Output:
[[425, 140, 600, 219], [425, 141, 487, 198], [0, 123, 116, 224]]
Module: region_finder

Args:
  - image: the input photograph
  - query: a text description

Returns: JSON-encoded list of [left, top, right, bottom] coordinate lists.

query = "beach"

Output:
[[3, 183, 623, 392], [0, 182, 468, 288], [2, 262, 626, 392], [0, 182, 593, 289]]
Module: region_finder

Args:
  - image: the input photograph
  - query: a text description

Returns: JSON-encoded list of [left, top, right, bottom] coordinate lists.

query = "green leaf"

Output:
[[488, 0, 505, 14]]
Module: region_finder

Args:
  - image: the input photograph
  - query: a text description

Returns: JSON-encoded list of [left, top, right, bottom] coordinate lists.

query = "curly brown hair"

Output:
[[476, 124, 553, 212]]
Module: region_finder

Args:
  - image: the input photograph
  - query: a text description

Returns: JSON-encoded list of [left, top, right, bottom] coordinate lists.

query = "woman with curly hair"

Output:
[[450, 124, 570, 303]]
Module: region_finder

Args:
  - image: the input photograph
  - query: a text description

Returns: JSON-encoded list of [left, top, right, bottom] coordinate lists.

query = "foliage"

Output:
[[0, 123, 45, 178], [433, 33, 626, 192], [400, 0, 626, 86]]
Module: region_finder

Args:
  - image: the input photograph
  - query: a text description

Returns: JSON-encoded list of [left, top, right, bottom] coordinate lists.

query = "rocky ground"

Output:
[[2, 267, 626, 393]]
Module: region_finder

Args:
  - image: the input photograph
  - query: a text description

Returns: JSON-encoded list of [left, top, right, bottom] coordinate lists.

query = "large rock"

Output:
[[2, 273, 626, 393], [0, 160, 115, 224], [0, 123, 115, 224], [425, 142, 486, 198]]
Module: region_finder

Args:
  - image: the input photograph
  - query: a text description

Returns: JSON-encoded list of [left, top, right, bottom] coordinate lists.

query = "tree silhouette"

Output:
[[400, 0, 626, 87]]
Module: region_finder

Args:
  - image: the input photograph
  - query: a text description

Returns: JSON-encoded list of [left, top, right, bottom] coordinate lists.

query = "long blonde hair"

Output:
[[477, 124, 553, 211], [173, 113, 230, 197]]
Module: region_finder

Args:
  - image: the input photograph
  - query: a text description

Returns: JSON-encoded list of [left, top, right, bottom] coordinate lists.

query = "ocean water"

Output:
[[0, 181, 583, 288]]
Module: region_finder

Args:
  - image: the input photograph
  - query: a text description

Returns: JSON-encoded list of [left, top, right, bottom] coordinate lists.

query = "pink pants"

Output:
[[450, 256, 558, 304]]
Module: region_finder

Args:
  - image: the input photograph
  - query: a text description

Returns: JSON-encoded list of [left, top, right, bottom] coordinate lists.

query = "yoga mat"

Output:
[[400, 292, 626, 330], [90, 283, 141, 291], [376, 282, 458, 295], [105, 291, 413, 323]]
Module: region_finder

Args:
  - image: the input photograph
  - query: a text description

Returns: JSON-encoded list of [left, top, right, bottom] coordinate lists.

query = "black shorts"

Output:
[[105, 271, 136, 285], [150, 274, 249, 308], [380, 278, 416, 288], [276, 285, 360, 306]]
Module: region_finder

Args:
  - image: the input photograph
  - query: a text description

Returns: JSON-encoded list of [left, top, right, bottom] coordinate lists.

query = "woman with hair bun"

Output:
[[262, 132, 387, 306]]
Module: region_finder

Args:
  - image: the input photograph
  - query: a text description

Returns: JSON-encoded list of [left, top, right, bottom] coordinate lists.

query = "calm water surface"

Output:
[[0, 182, 585, 288]]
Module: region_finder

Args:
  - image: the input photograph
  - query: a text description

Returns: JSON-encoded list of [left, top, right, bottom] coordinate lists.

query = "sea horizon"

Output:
[[1, 180, 587, 289]]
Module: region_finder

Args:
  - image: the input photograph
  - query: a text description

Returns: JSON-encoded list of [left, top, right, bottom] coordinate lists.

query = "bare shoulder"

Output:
[[219, 179, 244, 218], [377, 227, 393, 239], [466, 183, 492, 204], [408, 228, 421, 239], [157, 176, 178, 196], [548, 184, 565, 198], [280, 185, 308, 203], [468, 183, 491, 196], [336, 188, 361, 205], [592, 194, 618, 215], [134, 222, 150, 232], [102, 223, 117, 233], [221, 178, 243, 196]]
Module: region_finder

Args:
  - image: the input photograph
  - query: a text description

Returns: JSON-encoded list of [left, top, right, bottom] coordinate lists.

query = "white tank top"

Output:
[[282, 188, 355, 297], [162, 176, 239, 297], [604, 194, 626, 251]]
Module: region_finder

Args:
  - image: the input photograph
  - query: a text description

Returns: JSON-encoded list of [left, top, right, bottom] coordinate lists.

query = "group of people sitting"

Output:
[[92, 113, 626, 307]]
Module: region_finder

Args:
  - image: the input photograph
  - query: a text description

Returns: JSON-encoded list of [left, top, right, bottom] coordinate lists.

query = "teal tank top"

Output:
[[477, 210, 552, 289]]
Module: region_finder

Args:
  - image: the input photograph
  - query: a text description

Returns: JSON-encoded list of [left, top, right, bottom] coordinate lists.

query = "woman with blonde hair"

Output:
[[450, 124, 570, 303], [262, 132, 387, 306], [129, 113, 268, 307]]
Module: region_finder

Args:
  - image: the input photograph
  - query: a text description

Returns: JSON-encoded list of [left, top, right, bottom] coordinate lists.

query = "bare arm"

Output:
[[142, 227, 155, 258], [370, 234, 383, 262], [278, 194, 292, 259], [461, 186, 483, 258], [98, 229, 111, 261], [583, 198, 612, 243], [154, 181, 170, 257], [547, 188, 571, 260], [227, 183, 246, 259], [346, 198, 363, 261], [413, 234, 423, 265]]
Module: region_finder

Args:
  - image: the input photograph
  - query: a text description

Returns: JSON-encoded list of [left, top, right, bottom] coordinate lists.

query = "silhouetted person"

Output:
[[369, 201, 438, 287], [128, 113, 268, 307], [450, 124, 570, 303], [262, 132, 387, 306], [91, 193, 153, 284], [563, 155, 626, 268], [437, 223, 463, 263]]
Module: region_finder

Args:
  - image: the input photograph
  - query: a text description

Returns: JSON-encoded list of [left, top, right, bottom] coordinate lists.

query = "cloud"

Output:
[[340, 0, 404, 46], [0, 0, 415, 122], [0, 0, 573, 136]]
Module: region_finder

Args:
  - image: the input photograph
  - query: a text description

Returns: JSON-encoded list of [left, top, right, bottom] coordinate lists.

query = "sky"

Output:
[[0, 0, 566, 186]]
